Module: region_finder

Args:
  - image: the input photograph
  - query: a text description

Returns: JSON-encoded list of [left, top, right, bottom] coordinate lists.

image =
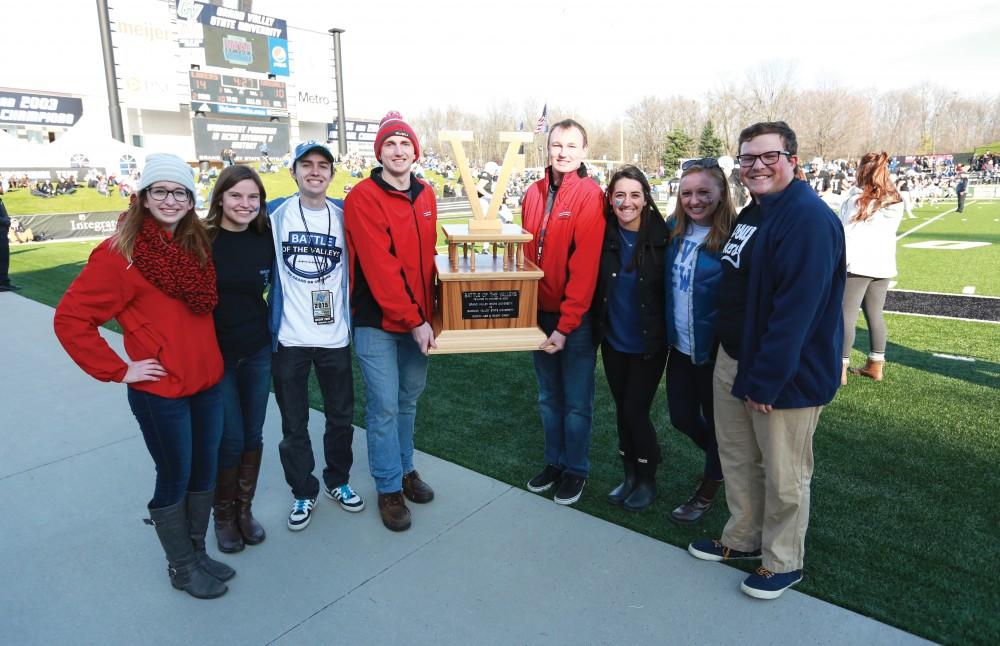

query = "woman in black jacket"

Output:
[[591, 165, 668, 511]]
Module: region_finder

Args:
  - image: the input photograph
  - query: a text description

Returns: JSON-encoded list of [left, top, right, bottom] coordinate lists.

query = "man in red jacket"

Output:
[[522, 119, 606, 505], [344, 111, 437, 532]]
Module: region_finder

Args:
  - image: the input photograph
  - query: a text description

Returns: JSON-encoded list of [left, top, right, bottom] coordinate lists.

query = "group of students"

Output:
[[52, 114, 903, 603], [54, 112, 439, 599]]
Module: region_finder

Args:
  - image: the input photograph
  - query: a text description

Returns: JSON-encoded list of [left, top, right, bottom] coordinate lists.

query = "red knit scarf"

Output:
[[132, 215, 218, 315]]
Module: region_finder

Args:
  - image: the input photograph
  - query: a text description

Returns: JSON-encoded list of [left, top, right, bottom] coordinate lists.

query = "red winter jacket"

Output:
[[344, 170, 437, 334], [521, 166, 606, 335], [53, 239, 223, 398]]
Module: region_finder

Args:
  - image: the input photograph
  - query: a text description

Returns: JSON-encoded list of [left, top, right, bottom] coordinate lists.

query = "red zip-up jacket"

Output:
[[53, 239, 223, 398], [522, 166, 606, 335], [344, 169, 437, 333]]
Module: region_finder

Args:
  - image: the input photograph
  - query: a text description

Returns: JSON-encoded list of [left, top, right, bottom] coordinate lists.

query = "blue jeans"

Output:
[[532, 312, 597, 478], [353, 327, 428, 494], [272, 344, 354, 500], [128, 383, 223, 509], [217, 344, 272, 469]]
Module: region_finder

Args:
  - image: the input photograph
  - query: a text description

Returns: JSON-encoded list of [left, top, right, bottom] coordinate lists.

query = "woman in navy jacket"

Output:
[[664, 159, 736, 524], [591, 165, 667, 511]]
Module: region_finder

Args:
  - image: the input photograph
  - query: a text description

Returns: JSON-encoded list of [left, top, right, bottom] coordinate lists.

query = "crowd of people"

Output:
[[45, 109, 921, 605]]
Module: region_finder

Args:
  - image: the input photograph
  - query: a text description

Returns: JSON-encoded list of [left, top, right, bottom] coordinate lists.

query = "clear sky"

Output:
[[4, 0, 999, 124], [260, 0, 1000, 122]]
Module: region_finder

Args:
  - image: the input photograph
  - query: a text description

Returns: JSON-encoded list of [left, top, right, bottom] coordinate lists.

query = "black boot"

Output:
[[623, 460, 657, 512], [147, 501, 228, 599], [607, 455, 636, 506], [187, 490, 236, 582]]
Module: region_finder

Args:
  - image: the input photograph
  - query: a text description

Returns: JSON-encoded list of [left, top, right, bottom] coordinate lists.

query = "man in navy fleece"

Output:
[[687, 121, 846, 600]]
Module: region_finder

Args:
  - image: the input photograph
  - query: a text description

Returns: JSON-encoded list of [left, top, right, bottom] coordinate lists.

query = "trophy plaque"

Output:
[[430, 131, 546, 354]]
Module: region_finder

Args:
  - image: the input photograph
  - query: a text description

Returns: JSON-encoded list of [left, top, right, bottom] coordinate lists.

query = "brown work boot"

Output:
[[851, 359, 884, 381], [670, 478, 723, 525], [402, 470, 435, 504], [377, 492, 411, 532], [213, 466, 244, 553], [236, 448, 266, 545]]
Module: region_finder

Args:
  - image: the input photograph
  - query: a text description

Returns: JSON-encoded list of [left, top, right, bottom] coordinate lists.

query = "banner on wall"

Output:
[[327, 119, 380, 143], [191, 116, 289, 158], [0, 90, 83, 127]]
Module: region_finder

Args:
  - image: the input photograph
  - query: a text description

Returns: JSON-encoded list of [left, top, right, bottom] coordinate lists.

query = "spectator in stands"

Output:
[[204, 165, 274, 554], [839, 152, 904, 384], [591, 166, 667, 512], [663, 158, 736, 524], [8, 218, 34, 244], [54, 153, 231, 599]]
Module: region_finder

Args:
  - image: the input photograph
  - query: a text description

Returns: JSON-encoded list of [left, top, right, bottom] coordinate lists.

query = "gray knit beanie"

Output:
[[138, 153, 196, 195]]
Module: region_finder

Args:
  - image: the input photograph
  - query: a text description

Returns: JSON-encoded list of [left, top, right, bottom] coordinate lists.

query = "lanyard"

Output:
[[297, 198, 333, 283], [535, 183, 559, 263]]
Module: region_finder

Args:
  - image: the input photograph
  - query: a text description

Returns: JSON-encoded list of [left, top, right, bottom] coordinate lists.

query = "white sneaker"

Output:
[[287, 498, 316, 531], [324, 484, 365, 512]]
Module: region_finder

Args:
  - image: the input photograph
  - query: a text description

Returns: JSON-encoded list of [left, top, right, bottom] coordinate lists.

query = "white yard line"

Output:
[[883, 310, 1000, 324], [962, 286, 976, 294], [895, 202, 974, 241]]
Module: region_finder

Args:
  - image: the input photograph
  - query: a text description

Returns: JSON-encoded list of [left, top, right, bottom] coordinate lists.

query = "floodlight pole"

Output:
[[96, 0, 125, 142], [329, 28, 347, 158]]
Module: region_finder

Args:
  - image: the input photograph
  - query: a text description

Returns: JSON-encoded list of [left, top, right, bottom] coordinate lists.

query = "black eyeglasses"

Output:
[[682, 158, 720, 171], [736, 151, 792, 167], [147, 187, 191, 203]]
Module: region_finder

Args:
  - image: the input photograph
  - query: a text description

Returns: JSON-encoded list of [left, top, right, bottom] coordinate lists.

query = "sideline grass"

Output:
[[11, 241, 999, 645], [895, 200, 1000, 296]]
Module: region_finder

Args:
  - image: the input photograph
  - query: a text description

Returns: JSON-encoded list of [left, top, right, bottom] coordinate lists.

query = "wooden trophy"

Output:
[[430, 130, 546, 354]]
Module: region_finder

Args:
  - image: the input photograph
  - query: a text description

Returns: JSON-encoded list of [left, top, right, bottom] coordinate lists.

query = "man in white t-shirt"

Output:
[[267, 141, 364, 531]]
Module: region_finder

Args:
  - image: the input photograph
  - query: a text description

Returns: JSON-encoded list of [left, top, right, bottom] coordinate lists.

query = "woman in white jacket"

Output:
[[840, 152, 904, 384]]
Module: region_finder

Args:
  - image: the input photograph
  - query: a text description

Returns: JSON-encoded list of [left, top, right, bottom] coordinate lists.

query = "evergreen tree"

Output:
[[698, 121, 725, 158], [661, 129, 694, 174]]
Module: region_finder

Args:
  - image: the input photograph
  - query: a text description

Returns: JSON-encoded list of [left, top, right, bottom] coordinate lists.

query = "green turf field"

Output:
[[7, 240, 999, 645], [895, 200, 1000, 296]]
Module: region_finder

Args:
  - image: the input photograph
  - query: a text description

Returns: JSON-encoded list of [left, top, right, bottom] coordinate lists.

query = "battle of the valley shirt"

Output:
[[277, 204, 349, 348]]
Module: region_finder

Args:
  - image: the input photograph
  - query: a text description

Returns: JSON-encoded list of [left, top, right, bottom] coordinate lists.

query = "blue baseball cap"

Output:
[[293, 140, 334, 165]]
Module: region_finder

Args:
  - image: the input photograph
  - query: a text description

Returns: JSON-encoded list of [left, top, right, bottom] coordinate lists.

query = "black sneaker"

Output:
[[688, 538, 762, 562], [553, 474, 586, 505], [527, 464, 563, 493]]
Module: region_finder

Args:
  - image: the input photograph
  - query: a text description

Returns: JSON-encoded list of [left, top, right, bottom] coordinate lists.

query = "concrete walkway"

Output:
[[0, 293, 927, 645]]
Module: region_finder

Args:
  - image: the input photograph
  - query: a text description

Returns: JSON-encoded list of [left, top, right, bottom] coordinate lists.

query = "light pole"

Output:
[[329, 28, 347, 158]]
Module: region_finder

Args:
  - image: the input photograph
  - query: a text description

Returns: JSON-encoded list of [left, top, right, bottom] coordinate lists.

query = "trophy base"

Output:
[[429, 326, 547, 355]]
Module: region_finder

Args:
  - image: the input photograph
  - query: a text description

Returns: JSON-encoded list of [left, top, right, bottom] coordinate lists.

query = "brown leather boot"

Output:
[[851, 359, 884, 381], [213, 466, 243, 553], [670, 478, 722, 525], [377, 492, 411, 532], [236, 448, 266, 545], [402, 470, 434, 504]]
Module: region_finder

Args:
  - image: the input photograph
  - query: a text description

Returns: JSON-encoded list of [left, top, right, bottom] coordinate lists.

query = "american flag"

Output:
[[533, 104, 548, 134]]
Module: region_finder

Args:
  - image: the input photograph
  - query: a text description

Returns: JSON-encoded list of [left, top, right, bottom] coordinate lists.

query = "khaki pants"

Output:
[[713, 347, 822, 572]]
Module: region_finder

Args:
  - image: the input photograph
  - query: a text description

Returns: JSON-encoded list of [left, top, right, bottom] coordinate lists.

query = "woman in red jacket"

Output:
[[54, 153, 231, 599]]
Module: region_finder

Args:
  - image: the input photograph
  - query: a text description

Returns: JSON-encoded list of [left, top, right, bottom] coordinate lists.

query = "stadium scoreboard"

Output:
[[189, 71, 287, 117]]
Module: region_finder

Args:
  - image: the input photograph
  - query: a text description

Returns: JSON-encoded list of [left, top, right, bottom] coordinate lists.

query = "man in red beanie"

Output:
[[522, 118, 605, 506], [344, 111, 438, 532]]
